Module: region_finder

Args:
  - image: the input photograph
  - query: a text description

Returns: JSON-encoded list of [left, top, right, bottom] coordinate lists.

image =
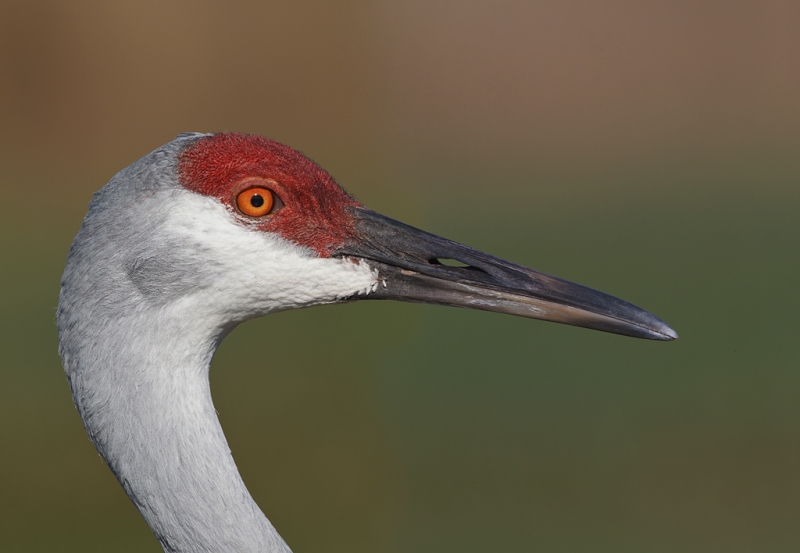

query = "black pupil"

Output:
[[250, 194, 265, 208]]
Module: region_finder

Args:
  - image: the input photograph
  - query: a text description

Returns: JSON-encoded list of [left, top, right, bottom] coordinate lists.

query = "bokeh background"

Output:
[[1, 1, 798, 551]]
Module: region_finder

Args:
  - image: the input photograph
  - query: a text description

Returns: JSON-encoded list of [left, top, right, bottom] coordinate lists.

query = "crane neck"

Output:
[[59, 299, 291, 553]]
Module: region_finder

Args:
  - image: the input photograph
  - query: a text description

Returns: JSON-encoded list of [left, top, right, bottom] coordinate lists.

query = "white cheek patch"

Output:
[[160, 191, 379, 322]]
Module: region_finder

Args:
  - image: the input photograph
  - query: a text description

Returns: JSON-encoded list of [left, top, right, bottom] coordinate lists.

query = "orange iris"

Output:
[[236, 187, 274, 217]]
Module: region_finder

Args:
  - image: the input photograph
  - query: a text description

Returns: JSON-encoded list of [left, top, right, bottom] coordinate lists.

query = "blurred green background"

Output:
[[1, 1, 798, 552]]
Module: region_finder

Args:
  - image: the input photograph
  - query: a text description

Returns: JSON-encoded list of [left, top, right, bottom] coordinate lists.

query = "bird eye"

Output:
[[236, 187, 275, 217]]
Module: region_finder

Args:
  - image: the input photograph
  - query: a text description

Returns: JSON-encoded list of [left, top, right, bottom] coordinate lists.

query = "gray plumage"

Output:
[[59, 134, 292, 552]]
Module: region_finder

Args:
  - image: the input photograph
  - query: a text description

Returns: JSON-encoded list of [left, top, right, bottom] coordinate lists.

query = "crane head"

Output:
[[78, 132, 676, 340], [56, 131, 677, 553]]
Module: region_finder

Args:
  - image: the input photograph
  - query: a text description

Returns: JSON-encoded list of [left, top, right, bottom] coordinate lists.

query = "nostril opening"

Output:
[[430, 258, 472, 268]]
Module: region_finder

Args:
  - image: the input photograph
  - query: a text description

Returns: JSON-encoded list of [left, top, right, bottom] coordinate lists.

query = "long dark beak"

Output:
[[335, 208, 677, 341]]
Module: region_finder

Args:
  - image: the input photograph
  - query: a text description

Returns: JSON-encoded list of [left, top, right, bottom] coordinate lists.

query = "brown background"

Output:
[[1, 1, 798, 552]]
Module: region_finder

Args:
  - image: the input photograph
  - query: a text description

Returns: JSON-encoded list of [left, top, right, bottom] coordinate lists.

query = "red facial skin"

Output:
[[178, 133, 360, 257]]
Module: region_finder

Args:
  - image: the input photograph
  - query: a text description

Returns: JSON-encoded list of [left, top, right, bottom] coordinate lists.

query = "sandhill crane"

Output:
[[58, 132, 676, 552]]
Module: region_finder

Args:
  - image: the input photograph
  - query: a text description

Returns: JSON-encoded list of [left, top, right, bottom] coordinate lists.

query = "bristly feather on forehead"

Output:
[[178, 132, 360, 257]]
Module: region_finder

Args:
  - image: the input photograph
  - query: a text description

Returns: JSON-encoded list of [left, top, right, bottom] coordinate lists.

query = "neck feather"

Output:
[[59, 299, 291, 553]]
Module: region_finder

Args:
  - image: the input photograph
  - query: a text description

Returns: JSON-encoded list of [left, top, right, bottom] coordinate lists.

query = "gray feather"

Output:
[[58, 133, 292, 553]]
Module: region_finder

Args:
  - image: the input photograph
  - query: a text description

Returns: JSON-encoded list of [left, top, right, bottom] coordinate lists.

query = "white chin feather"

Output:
[[162, 190, 380, 322]]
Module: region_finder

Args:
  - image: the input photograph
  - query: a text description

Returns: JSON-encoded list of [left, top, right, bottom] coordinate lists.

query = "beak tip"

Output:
[[653, 322, 679, 341]]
